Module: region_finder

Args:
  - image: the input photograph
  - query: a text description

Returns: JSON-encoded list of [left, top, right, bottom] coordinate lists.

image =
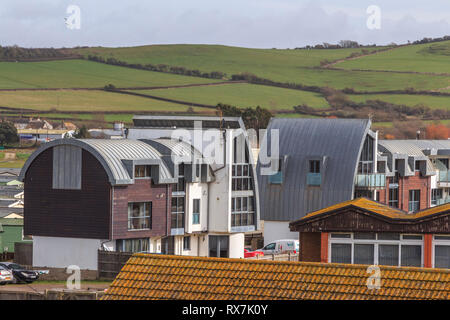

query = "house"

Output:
[[101, 253, 450, 300], [257, 118, 383, 244], [18, 116, 260, 270], [18, 128, 74, 142], [127, 116, 261, 251], [377, 140, 450, 209], [289, 197, 450, 269], [0, 218, 31, 253]]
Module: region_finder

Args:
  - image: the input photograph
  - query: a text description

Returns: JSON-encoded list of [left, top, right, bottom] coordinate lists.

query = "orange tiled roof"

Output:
[[296, 197, 450, 222], [102, 254, 450, 300]]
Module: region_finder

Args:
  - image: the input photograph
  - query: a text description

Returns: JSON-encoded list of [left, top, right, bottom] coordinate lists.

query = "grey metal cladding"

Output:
[[19, 139, 173, 185], [52, 145, 82, 189], [257, 118, 371, 222]]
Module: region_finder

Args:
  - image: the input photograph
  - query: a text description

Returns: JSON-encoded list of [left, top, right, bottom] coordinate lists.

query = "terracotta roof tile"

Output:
[[102, 254, 450, 300]]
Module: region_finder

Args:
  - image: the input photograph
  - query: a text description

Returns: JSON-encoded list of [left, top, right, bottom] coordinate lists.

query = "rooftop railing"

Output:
[[355, 173, 386, 188]]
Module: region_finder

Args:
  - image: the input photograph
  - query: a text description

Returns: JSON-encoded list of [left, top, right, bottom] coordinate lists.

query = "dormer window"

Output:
[[307, 160, 321, 186], [134, 165, 150, 178]]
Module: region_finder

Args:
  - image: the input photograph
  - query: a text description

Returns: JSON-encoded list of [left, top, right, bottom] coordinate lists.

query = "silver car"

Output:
[[0, 264, 13, 285]]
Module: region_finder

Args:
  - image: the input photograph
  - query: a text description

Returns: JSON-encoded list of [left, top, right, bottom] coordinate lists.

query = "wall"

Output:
[[185, 182, 208, 234], [0, 224, 30, 253], [33, 236, 103, 270], [229, 233, 244, 258], [299, 232, 321, 262], [263, 221, 299, 246], [24, 149, 111, 239], [112, 179, 170, 240]]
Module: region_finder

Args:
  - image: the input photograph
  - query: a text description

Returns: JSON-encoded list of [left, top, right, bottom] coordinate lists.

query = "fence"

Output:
[[0, 289, 104, 300], [246, 253, 299, 262], [14, 242, 32, 265], [98, 250, 132, 280], [0, 252, 13, 261]]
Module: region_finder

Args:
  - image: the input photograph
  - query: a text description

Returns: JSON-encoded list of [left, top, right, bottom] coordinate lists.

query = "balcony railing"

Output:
[[434, 197, 450, 206], [307, 173, 321, 186], [268, 172, 283, 184], [355, 173, 386, 188], [438, 170, 450, 183]]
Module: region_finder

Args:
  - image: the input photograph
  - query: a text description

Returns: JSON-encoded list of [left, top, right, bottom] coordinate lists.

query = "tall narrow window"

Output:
[[408, 190, 420, 213], [389, 188, 399, 208], [192, 199, 200, 224], [309, 160, 320, 173], [209, 236, 229, 258], [307, 160, 321, 186]]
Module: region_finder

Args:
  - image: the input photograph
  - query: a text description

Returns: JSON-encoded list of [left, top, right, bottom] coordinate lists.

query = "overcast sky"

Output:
[[0, 0, 449, 48]]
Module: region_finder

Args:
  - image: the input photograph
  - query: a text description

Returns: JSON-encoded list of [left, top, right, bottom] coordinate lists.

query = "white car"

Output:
[[258, 239, 299, 255], [0, 265, 13, 285]]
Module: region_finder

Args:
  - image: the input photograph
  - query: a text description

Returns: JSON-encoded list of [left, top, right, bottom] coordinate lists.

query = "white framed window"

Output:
[[134, 165, 151, 178], [329, 232, 423, 267], [433, 235, 450, 269]]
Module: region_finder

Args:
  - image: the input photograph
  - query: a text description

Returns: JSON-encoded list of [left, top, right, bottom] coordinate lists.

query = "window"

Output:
[[128, 202, 152, 230], [173, 164, 185, 193], [263, 243, 276, 250], [431, 189, 443, 206], [358, 136, 374, 174], [408, 190, 420, 213], [400, 245, 422, 267], [231, 196, 255, 227], [307, 160, 321, 186], [438, 158, 449, 169], [414, 161, 421, 172], [434, 235, 450, 269], [209, 236, 229, 258], [389, 188, 399, 208], [171, 196, 185, 229], [192, 199, 200, 225], [330, 243, 351, 263], [134, 165, 150, 178], [354, 244, 375, 265], [309, 160, 320, 173], [329, 233, 422, 267], [378, 245, 399, 266], [116, 238, 150, 253], [183, 236, 191, 251], [52, 145, 82, 190], [232, 164, 253, 191]]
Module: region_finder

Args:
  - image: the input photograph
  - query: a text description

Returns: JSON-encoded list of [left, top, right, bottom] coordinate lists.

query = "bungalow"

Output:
[[289, 198, 450, 269]]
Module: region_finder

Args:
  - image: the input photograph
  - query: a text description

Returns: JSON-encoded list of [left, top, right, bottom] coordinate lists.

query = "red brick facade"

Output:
[[378, 171, 430, 212], [112, 179, 172, 240]]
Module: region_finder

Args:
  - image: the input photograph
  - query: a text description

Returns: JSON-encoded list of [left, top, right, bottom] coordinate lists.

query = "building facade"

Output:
[[19, 116, 260, 270]]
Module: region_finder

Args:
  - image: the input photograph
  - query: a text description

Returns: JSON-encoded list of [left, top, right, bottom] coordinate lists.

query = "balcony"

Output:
[[355, 173, 386, 188], [438, 170, 450, 185], [307, 173, 321, 186], [434, 197, 450, 206]]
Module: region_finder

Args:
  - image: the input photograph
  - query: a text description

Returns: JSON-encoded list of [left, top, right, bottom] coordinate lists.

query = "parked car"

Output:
[[258, 239, 299, 255], [244, 249, 264, 258], [0, 262, 39, 284], [0, 265, 13, 285]]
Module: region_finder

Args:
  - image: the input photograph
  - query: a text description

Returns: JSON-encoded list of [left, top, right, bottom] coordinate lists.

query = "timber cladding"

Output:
[[24, 148, 111, 239], [112, 179, 171, 239]]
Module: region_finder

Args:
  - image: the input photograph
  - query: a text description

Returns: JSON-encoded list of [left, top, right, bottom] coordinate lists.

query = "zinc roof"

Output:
[[102, 254, 450, 300]]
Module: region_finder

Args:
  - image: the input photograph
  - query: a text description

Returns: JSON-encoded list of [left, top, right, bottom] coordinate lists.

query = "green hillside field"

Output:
[[0, 59, 220, 89], [129, 83, 330, 111], [334, 41, 450, 74], [71, 44, 450, 92]]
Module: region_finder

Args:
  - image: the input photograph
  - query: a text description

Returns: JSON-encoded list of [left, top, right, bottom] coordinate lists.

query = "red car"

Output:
[[244, 249, 264, 258]]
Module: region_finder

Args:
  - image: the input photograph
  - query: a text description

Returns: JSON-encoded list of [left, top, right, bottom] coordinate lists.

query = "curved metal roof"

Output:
[[257, 118, 371, 222], [19, 139, 172, 185]]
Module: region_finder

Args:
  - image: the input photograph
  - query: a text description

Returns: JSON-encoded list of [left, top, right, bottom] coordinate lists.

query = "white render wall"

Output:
[[33, 236, 104, 270], [185, 182, 209, 234], [262, 221, 298, 246], [229, 233, 244, 258]]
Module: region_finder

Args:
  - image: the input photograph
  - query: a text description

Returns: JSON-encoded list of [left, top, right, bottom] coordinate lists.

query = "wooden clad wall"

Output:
[[24, 148, 111, 239]]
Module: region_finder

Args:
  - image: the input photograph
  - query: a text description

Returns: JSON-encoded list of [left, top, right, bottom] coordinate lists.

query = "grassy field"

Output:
[[71, 44, 450, 92], [348, 93, 450, 110], [334, 41, 450, 74], [130, 83, 330, 110], [0, 89, 209, 112], [0, 59, 220, 89]]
